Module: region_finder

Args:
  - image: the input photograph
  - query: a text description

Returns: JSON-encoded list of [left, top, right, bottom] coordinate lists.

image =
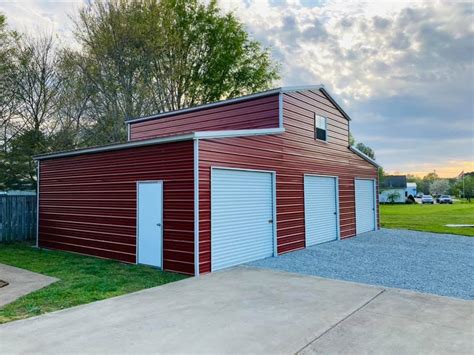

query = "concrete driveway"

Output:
[[0, 264, 57, 308], [0, 267, 472, 354]]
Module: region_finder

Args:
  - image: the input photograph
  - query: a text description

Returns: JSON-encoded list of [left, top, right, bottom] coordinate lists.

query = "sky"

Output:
[[0, 0, 473, 178]]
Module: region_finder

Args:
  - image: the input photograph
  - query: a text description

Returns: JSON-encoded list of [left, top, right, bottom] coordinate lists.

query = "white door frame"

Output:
[[210, 166, 278, 260], [354, 178, 377, 233], [304, 174, 341, 246], [136, 180, 164, 268]]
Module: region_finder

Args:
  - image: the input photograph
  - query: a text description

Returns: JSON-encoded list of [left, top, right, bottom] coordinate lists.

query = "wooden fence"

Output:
[[0, 195, 37, 242]]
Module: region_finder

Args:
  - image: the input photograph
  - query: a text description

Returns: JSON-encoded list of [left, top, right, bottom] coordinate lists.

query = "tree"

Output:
[[422, 171, 438, 194], [430, 179, 449, 196], [453, 175, 474, 201], [349, 133, 355, 146], [71, 0, 279, 144], [0, 130, 48, 190], [355, 142, 375, 160], [14, 34, 61, 135], [378, 167, 385, 183], [0, 13, 20, 153], [386, 190, 401, 204]]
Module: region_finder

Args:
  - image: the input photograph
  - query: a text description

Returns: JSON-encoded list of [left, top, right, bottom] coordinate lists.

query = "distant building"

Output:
[[406, 182, 417, 198], [379, 175, 415, 203]]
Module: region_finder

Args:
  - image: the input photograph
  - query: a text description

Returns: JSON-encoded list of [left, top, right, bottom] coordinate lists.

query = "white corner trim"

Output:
[[194, 127, 285, 139], [193, 138, 200, 276], [36, 160, 40, 248], [278, 92, 283, 128], [280, 84, 324, 93], [127, 123, 131, 141]]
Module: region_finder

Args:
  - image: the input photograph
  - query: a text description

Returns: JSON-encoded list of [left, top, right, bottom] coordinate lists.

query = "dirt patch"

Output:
[[0, 280, 9, 288]]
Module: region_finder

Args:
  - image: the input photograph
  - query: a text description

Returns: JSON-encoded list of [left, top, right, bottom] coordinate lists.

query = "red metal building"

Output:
[[35, 85, 380, 275]]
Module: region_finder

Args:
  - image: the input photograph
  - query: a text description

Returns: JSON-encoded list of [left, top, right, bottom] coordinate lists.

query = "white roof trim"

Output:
[[125, 85, 326, 124], [349, 146, 381, 168], [34, 128, 285, 161], [194, 127, 284, 139]]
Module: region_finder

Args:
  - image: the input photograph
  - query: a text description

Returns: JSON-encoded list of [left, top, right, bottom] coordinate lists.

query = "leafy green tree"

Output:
[[429, 179, 449, 196], [355, 142, 375, 160], [453, 175, 474, 201], [386, 190, 401, 204], [422, 171, 439, 194], [0, 13, 20, 153], [0, 130, 47, 190], [70, 0, 279, 144], [349, 132, 355, 146], [378, 167, 385, 183]]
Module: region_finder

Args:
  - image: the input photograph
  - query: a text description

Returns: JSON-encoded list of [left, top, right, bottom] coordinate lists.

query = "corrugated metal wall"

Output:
[[38, 141, 195, 274], [198, 89, 378, 273], [129, 95, 280, 141]]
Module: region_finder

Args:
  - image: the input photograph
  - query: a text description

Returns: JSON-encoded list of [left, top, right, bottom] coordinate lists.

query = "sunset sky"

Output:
[[1, 0, 473, 178]]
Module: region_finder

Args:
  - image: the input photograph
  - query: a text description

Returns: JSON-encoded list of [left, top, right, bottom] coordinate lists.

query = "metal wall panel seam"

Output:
[[194, 138, 200, 276]]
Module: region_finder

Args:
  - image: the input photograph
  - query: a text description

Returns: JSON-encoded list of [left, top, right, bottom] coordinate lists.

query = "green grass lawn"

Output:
[[380, 202, 474, 236], [0, 243, 187, 324]]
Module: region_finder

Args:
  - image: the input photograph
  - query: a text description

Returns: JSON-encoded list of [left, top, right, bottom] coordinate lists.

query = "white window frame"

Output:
[[315, 114, 328, 142]]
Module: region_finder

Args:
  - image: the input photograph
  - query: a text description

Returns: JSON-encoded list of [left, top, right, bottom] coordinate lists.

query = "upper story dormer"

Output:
[[126, 85, 351, 148]]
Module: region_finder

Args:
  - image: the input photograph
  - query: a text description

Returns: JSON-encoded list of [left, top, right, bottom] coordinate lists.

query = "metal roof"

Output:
[[124, 85, 351, 124], [380, 175, 407, 189]]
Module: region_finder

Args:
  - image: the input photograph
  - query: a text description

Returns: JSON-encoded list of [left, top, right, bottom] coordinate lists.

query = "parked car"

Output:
[[421, 195, 434, 204], [437, 195, 453, 204]]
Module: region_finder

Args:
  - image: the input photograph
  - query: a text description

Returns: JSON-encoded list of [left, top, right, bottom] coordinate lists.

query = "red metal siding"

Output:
[[39, 141, 195, 275], [130, 95, 280, 141], [198, 89, 378, 274]]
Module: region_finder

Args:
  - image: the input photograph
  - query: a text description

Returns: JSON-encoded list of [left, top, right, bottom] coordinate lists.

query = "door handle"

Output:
[[268, 219, 273, 223], [156, 223, 162, 227]]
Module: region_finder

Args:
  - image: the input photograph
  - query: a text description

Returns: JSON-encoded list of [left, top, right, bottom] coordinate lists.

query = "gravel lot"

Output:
[[248, 229, 474, 300]]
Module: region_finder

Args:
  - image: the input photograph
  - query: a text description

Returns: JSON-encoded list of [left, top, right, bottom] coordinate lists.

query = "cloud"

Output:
[[0, 0, 472, 178], [219, 0, 474, 177]]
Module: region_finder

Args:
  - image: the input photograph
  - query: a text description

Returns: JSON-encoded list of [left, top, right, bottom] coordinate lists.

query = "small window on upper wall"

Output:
[[315, 114, 327, 141]]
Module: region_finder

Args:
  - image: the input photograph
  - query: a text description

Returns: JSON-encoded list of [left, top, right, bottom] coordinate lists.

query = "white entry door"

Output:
[[137, 181, 163, 267], [355, 179, 376, 234], [304, 175, 339, 246], [211, 168, 275, 271]]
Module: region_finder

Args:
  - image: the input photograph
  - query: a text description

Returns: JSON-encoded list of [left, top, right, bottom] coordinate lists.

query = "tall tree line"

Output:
[[0, 0, 279, 190]]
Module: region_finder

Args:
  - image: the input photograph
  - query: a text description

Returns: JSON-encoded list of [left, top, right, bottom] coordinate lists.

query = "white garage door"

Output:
[[304, 175, 339, 246], [211, 168, 275, 271], [355, 179, 376, 234]]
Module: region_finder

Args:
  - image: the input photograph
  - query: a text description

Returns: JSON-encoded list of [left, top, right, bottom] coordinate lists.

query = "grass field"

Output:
[[380, 202, 474, 236], [0, 244, 186, 324]]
